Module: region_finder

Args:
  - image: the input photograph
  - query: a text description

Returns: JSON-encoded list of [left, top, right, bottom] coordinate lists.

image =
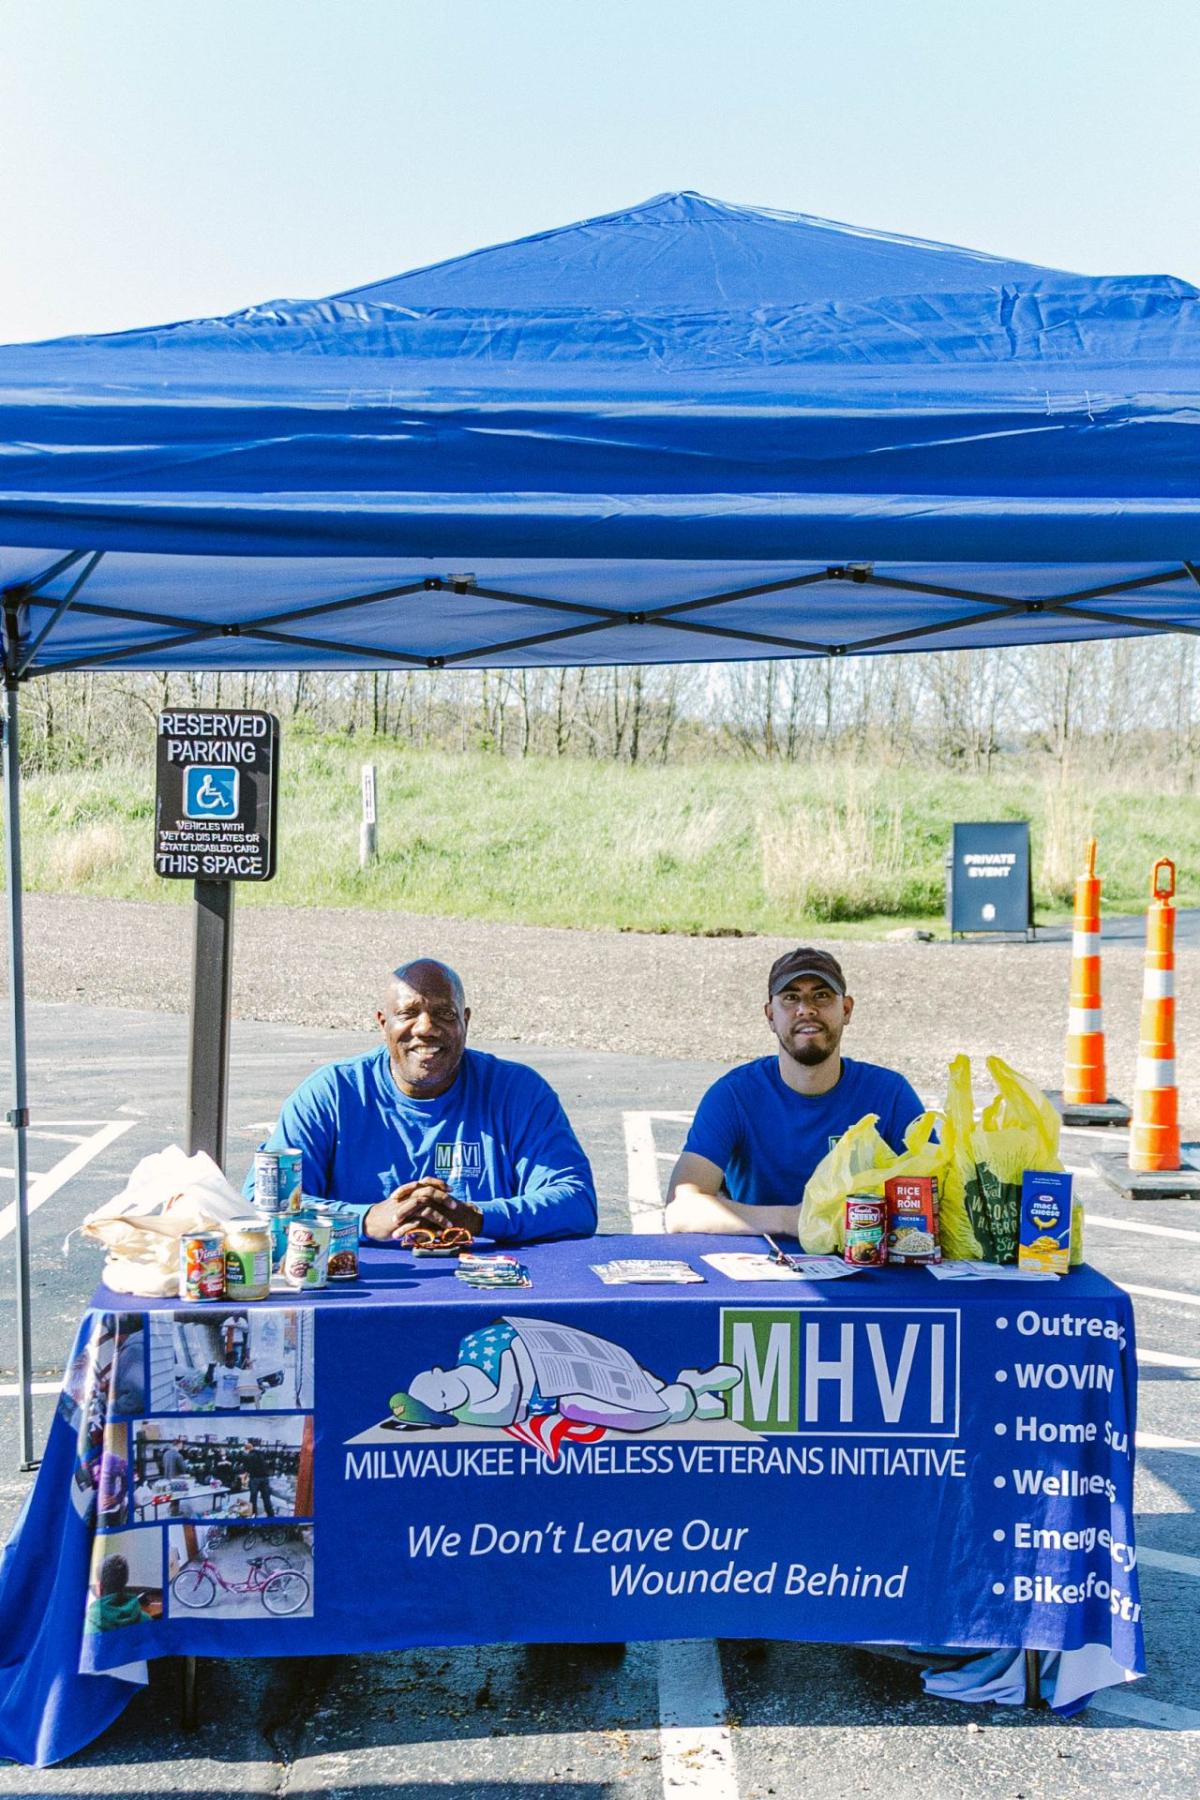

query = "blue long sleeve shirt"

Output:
[[243, 1045, 597, 1245]]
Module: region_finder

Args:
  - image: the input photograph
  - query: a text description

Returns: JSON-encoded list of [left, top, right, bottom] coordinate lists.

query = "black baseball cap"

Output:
[[767, 948, 847, 999]]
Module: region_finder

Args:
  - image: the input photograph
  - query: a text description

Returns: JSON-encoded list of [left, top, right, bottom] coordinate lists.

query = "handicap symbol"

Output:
[[184, 766, 239, 820]]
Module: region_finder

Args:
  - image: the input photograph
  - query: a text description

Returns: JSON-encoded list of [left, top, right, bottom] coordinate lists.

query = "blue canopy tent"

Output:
[[3, 190, 1200, 1455]]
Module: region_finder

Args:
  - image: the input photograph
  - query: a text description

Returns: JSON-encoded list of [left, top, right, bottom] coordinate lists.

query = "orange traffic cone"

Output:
[[1130, 858, 1181, 1171], [1064, 838, 1107, 1106]]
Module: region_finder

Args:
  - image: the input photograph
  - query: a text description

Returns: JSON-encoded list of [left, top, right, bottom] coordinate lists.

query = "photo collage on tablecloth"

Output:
[[72, 1308, 316, 1634]]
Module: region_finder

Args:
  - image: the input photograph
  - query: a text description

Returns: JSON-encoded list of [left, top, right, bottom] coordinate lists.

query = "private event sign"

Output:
[[154, 710, 279, 880]]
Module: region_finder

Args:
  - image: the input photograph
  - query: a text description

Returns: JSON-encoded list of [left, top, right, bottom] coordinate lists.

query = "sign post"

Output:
[[360, 763, 377, 869], [155, 710, 279, 1168]]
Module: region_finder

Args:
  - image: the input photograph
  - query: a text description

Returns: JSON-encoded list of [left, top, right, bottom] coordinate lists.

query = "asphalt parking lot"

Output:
[[1, 1003, 1198, 1797]]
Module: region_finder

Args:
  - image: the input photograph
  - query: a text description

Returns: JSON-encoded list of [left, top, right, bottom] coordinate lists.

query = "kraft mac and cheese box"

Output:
[[1019, 1170, 1074, 1273], [885, 1175, 941, 1265]]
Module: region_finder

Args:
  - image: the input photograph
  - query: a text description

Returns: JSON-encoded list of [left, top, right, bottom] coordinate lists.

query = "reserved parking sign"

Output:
[[155, 710, 279, 880]]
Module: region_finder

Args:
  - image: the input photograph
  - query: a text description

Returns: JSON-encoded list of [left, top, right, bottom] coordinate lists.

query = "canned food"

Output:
[[283, 1214, 331, 1289], [261, 1209, 290, 1271], [224, 1219, 272, 1300], [278, 1149, 304, 1211], [327, 1212, 360, 1281], [253, 1147, 305, 1214], [843, 1195, 887, 1268], [254, 1151, 283, 1213], [180, 1230, 226, 1301]]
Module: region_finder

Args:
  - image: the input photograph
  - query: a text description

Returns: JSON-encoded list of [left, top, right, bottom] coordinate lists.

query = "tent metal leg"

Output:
[[2, 670, 37, 1471]]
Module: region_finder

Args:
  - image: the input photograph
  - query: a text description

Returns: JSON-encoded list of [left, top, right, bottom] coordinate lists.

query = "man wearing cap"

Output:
[[246, 957, 597, 1246], [665, 948, 923, 1236]]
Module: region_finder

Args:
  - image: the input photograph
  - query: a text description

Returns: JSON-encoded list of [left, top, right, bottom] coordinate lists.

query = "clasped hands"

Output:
[[363, 1177, 483, 1242]]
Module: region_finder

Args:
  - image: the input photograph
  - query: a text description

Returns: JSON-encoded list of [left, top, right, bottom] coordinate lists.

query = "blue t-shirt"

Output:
[[683, 1055, 923, 1211], [244, 1046, 597, 1245]]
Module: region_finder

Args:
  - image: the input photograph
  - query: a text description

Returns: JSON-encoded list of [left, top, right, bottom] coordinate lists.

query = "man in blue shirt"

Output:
[[246, 958, 597, 1245], [665, 947, 922, 1238]]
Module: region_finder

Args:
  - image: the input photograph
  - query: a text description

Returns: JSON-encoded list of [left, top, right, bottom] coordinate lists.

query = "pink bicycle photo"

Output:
[[170, 1552, 310, 1617]]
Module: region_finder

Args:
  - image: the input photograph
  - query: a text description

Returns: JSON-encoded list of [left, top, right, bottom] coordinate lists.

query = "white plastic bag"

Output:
[[81, 1145, 247, 1295]]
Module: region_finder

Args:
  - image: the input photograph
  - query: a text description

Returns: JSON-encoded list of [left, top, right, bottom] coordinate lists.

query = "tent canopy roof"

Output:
[[2, 192, 1199, 675]]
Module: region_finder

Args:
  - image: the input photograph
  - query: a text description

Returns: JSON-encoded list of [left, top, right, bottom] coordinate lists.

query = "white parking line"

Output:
[[624, 1114, 738, 1799], [1119, 1282, 1200, 1309], [657, 1639, 739, 1798], [1087, 1688, 1200, 1733], [0, 1381, 60, 1399], [625, 1110, 671, 1233], [5, 1128, 92, 1146], [1137, 1433, 1200, 1458], [0, 1119, 136, 1243], [1139, 1546, 1200, 1579], [1137, 1348, 1200, 1369], [1086, 1213, 1200, 1245]]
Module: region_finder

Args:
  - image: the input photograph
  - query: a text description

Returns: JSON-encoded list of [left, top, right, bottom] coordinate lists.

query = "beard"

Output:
[[782, 1028, 839, 1067]]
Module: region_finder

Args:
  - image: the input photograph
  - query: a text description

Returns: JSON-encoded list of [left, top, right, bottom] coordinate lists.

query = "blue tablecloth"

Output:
[[0, 1237, 1144, 1764]]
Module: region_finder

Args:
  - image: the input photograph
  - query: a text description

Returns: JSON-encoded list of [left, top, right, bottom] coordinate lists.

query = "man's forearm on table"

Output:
[[665, 1186, 799, 1238], [477, 1180, 597, 1245]]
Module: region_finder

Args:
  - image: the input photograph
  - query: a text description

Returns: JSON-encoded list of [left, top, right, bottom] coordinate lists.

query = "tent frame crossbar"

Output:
[[11, 559, 1199, 676], [15, 552, 105, 678]]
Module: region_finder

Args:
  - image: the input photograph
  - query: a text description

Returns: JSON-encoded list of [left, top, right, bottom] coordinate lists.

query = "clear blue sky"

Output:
[[1, 0, 1197, 343]]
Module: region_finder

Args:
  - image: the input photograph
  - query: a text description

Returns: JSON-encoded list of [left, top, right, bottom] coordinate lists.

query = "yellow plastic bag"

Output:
[[797, 1114, 893, 1254], [849, 1111, 948, 1196], [941, 1054, 1071, 1264], [940, 1056, 985, 1260], [798, 1111, 947, 1253]]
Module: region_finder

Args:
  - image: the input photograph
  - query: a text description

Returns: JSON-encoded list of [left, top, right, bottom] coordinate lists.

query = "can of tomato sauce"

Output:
[[179, 1230, 226, 1300], [843, 1195, 887, 1268]]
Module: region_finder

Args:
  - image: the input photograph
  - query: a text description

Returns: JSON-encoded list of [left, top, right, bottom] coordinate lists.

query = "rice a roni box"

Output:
[[885, 1175, 941, 1264], [1018, 1170, 1073, 1273]]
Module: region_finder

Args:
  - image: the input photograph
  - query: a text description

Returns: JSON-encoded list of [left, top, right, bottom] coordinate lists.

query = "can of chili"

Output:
[[843, 1195, 887, 1268]]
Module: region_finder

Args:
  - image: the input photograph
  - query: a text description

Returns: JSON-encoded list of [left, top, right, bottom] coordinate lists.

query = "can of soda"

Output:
[[180, 1230, 226, 1301], [327, 1212, 360, 1281], [283, 1213, 331, 1289]]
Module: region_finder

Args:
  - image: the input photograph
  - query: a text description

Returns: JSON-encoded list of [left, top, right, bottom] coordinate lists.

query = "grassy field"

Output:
[[10, 735, 1197, 936]]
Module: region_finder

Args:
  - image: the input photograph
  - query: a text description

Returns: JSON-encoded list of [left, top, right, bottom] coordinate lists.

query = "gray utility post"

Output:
[[186, 880, 235, 1166], [360, 763, 377, 868]]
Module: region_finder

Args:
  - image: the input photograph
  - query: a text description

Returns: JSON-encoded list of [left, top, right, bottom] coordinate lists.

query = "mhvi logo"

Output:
[[435, 1141, 482, 1180], [720, 1307, 960, 1438]]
